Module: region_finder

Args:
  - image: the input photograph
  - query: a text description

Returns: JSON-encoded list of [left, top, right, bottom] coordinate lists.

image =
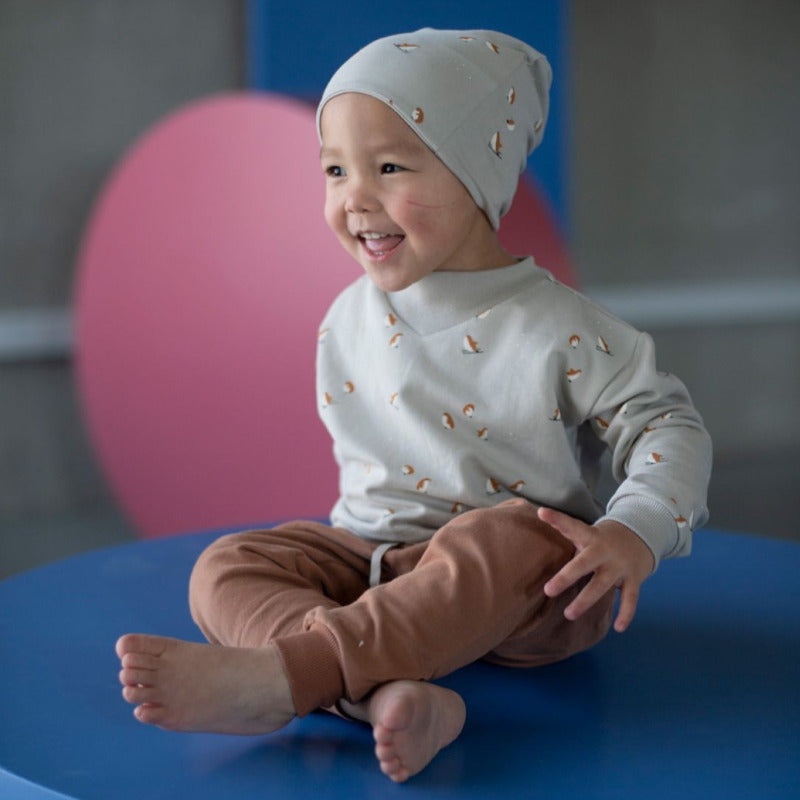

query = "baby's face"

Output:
[[319, 93, 503, 292]]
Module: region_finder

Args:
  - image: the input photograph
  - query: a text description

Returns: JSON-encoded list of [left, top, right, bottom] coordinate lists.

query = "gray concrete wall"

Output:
[[571, 0, 800, 285], [0, 1, 242, 532], [571, 0, 800, 464]]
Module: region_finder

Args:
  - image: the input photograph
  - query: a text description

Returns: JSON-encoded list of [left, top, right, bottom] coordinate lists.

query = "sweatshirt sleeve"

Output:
[[582, 331, 713, 569]]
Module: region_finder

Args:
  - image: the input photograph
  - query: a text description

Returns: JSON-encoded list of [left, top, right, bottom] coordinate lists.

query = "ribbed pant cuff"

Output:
[[272, 628, 345, 717]]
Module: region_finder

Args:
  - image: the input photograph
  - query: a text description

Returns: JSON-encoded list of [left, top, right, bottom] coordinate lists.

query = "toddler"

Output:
[[116, 28, 712, 783]]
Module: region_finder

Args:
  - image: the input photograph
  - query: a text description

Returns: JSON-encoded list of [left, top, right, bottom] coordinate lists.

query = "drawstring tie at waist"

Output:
[[369, 541, 400, 587]]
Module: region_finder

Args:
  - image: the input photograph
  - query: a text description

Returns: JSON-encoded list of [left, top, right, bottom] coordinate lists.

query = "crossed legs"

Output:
[[117, 499, 613, 781]]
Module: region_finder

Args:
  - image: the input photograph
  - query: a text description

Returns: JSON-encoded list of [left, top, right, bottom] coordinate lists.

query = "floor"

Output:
[[0, 449, 796, 581], [3, 509, 799, 799]]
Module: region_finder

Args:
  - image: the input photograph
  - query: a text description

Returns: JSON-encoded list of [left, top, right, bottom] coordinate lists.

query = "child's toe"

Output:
[[121, 651, 161, 670], [119, 667, 154, 687], [116, 633, 170, 658], [122, 684, 159, 705], [133, 703, 168, 726]]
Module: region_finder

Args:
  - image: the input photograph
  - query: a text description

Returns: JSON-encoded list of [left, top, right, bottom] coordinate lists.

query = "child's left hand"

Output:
[[537, 507, 655, 633]]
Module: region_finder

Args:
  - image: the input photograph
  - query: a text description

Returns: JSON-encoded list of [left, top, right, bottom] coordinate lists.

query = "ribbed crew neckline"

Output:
[[385, 257, 542, 336]]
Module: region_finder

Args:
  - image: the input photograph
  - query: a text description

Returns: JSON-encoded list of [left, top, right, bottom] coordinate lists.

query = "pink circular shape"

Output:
[[74, 92, 574, 538], [499, 173, 576, 288], [75, 93, 360, 537]]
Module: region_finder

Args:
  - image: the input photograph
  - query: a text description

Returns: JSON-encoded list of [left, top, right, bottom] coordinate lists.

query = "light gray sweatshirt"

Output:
[[316, 258, 712, 568]]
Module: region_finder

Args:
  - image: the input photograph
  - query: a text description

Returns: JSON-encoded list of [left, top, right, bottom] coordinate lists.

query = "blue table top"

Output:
[[1, 527, 799, 800]]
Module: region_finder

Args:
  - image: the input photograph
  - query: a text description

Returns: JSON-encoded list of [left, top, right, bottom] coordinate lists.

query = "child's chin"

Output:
[[370, 273, 414, 294]]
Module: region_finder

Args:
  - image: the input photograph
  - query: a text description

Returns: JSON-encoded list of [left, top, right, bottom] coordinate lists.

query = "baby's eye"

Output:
[[381, 163, 404, 174], [324, 165, 344, 178]]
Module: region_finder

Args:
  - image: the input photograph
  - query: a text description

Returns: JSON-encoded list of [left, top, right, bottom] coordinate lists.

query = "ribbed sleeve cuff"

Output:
[[598, 495, 688, 571]]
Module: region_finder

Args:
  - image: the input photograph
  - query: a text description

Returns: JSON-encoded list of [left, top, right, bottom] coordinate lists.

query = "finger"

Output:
[[563, 572, 618, 621], [613, 582, 641, 633], [544, 548, 599, 598], [537, 507, 594, 550]]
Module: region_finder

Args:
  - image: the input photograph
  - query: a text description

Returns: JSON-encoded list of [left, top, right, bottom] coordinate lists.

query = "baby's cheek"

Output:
[[404, 206, 444, 240], [403, 194, 449, 211], [323, 199, 344, 234]]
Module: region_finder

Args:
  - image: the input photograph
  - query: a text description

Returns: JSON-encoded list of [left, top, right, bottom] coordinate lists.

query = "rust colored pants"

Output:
[[189, 499, 614, 716]]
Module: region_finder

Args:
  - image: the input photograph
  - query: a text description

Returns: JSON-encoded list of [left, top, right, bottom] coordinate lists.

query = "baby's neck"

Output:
[[449, 228, 518, 273]]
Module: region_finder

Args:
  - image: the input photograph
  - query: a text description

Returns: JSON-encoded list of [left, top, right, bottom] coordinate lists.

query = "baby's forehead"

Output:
[[319, 92, 433, 155]]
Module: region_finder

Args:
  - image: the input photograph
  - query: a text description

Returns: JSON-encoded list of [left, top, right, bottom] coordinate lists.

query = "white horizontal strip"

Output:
[[586, 277, 800, 328], [0, 308, 73, 362], [0, 280, 798, 363]]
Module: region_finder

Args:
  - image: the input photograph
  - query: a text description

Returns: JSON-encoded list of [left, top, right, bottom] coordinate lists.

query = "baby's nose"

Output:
[[344, 177, 380, 214]]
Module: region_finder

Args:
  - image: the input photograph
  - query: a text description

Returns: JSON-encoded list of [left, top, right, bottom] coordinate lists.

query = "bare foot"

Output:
[[115, 633, 295, 735], [366, 681, 466, 783]]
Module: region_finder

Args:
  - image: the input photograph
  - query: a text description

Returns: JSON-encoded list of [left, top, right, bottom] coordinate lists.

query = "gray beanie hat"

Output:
[[316, 28, 552, 230]]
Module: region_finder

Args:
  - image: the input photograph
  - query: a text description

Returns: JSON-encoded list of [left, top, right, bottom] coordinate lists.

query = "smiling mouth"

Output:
[[358, 231, 405, 258]]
